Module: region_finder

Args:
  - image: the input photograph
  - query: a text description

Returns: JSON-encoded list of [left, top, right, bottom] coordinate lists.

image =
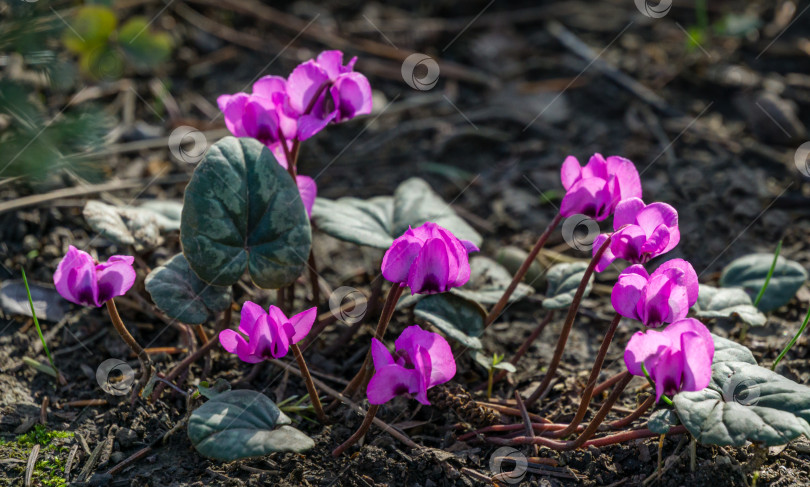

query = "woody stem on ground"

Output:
[[332, 404, 379, 456], [553, 313, 622, 437], [341, 285, 406, 398], [149, 338, 220, 402], [290, 343, 326, 422], [106, 299, 152, 400], [525, 234, 614, 406], [484, 213, 563, 329], [491, 372, 633, 450], [606, 394, 655, 429]]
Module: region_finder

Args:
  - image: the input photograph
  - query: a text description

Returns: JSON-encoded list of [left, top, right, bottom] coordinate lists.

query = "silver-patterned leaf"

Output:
[[692, 284, 767, 327]]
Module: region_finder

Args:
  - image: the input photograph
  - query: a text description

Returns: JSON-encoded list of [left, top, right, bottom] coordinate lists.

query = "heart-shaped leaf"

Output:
[[647, 409, 679, 435], [711, 333, 757, 365], [720, 253, 807, 312], [311, 178, 481, 250], [542, 262, 593, 310], [311, 196, 393, 249], [144, 253, 232, 325], [188, 390, 314, 461], [451, 256, 534, 305], [181, 137, 311, 289], [63, 6, 117, 54], [673, 334, 810, 447], [414, 293, 485, 349], [692, 285, 767, 327]]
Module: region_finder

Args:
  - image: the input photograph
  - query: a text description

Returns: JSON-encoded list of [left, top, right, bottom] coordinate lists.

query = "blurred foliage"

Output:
[[685, 0, 761, 52], [63, 5, 172, 79], [0, 3, 110, 180]]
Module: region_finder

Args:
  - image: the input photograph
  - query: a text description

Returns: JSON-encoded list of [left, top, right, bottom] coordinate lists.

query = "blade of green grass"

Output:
[[772, 306, 810, 371], [754, 240, 782, 307], [21, 268, 58, 376]]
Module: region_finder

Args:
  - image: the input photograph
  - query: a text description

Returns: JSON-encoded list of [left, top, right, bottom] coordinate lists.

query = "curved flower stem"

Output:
[[332, 404, 379, 456], [606, 394, 655, 429], [484, 213, 563, 330], [493, 372, 633, 450], [489, 311, 555, 387], [553, 313, 622, 437], [341, 285, 406, 399], [106, 299, 153, 401], [525, 234, 614, 406], [149, 336, 220, 402], [582, 425, 687, 448], [290, 343, 326, 422], [593, 370, 626, 396]]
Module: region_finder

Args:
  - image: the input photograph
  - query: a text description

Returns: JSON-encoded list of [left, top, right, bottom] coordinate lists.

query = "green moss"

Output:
[[0, 425, 74, 486]]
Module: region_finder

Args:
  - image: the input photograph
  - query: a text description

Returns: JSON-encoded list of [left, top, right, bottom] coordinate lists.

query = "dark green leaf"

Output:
[[673, 334, 810, 446], [647, 409, 679, 434], [720, 253, 807, 312], [692, 284, 767, 327], [118, 17, 172, 69], [188, 390, 314, 461], [451, 256, 534, 305], [311, 196, 393, 249], [144, 254, 232, 325], [181, 137, 311, 289], [312, 178, 481, 250], [542, 262, 593, 310], [414, 293, 485, 349], [62, 6, 116, 54], [198, 378, 231, 400]]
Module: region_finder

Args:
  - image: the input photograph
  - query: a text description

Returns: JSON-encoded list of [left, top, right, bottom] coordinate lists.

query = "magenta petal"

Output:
[[679, 328, 714, 392], [611, 267, 648, 321], [316, 50, 348, 79], [560, 155, 582, 191], [613, 197, 646, 230], [367, 364, 420, 405], [297, 112, 336, 141], [252, 75, 287, 99], [640, 224, 671, 256], [460, 239, 480, 254], [395, 325, 456, 387], [581, 153, 609, 180], [219, 329, 262, 363], [381, 235, 423, 285], [606, 155, 642, 201], [560, 178, 612, 220], [651, 348, 684, 402], [370, 338, 394, 369], [411, 345, 433, 405], [54, 245, 97, 306], [288, 307, 316, 344], [239, 301, 265, 336], [638, 275, 683, 327], [407, 238, 451, 295], [218, 93, 249, 137], [624, 330, 671, 377], [95, 255, 136, 305], [592, 233, 617, 273], [287, 60, 331, 115], [295, 176, 317, 218], [656, 259, 699, 307], [331, 73, 372, 122]]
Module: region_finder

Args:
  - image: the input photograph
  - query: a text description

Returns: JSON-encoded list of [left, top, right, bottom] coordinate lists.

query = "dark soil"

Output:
[[3, 0, 810, 486]]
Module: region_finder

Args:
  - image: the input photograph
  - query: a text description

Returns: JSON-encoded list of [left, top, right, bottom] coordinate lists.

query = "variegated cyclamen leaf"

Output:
[[692, 284, 767, 327], [181, 137, 311, 288], [720, 253, 807, 312], [542, 262, 593, 310], [414, 293, 484, 349]]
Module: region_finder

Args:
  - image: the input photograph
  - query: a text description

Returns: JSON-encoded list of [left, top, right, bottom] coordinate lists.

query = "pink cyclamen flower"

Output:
[[560, 153, 642, 222], [612, 259, 699, 328], [624, 318, 714, 402], [53, 245, 136, 307], [381, 222, 479, 295], [219, 302, 316, 362], [592, 197, 680, 272], [367, 325, 456, 405]]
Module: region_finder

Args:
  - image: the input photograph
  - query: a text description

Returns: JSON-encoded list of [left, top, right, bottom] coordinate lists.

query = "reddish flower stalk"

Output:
[[492, 372, 632, 450], [553, 313, 622, 437], [583, 425, 687, 448], [457, 423, 574, 442], [106, 299, 152, 402], [341, 285, 405, 398], [332, 404, 379, 456], [290, 343, 326, 422], [525, 234, 615, 406], [606, 394, 655, 429], [593, 370, 626, 396], [484, 213, 563, 329]]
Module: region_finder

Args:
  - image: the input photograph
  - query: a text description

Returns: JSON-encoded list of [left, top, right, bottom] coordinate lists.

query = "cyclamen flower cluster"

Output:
[[218, 50, 372, 216], [561, 154, 713, 400], [54, 246, 135, 307]]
